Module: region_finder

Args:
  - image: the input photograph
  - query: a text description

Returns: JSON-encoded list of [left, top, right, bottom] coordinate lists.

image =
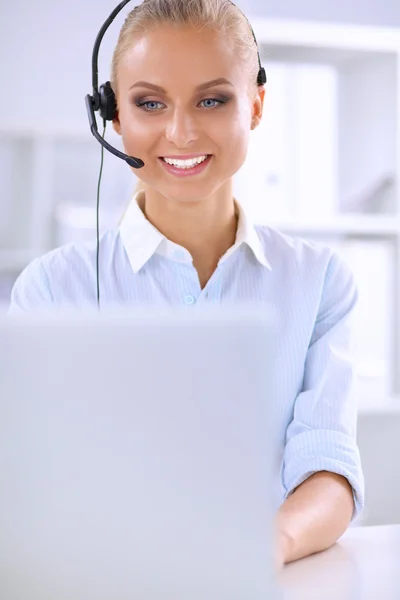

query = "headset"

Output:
[[85, 0, 267, 308]]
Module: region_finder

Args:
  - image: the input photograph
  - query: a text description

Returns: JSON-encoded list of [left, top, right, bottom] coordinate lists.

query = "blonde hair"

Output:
[[110, 0, 260, 99], [112, 0, 261, 205]]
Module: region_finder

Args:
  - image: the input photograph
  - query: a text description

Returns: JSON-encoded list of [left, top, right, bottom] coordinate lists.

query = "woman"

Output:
[[9, 0, 364, 566]]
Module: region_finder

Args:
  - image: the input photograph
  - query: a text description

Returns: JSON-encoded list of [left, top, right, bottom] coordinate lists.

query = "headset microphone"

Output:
[[85, 93, 144, 168], [85, 0, 145, 169], [86, 0, 266, 309]]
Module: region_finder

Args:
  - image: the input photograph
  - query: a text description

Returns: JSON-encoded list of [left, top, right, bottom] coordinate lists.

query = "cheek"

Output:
[[221, 121, 251, 173], [222, 101, 252, 160], [117, 102, 156, 152], [120, 123, 156, 155]]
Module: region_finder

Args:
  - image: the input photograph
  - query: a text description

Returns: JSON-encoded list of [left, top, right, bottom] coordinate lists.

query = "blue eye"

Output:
[[136, 97, 228, 112], [200, 98, 226, 109], [137, 100, 165, 112]]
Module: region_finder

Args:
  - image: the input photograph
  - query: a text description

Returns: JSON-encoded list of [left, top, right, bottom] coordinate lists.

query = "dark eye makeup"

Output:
[[133, 96, 232, 112]]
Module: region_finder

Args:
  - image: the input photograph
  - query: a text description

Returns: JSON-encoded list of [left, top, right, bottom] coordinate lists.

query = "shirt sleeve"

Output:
[[282, 250, 365, 522], [8, 258, 53, 313]]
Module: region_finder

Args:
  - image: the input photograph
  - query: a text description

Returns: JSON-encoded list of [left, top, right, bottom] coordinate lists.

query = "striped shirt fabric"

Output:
[[8, 191, 365, 519]]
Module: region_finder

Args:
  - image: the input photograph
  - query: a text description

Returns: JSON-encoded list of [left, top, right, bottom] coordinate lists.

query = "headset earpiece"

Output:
[[99, 81, 117, 121]]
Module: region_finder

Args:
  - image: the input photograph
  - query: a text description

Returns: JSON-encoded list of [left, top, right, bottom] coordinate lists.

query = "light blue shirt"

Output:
[[9, 192, 365, 520]]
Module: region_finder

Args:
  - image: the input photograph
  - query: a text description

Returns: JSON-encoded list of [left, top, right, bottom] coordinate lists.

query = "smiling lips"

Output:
[[159, 154, 212, 176], [161, 154, 209, 169]]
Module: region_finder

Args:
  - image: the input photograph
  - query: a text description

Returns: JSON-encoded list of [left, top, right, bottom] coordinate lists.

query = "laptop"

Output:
[[0, 306, 281, 600]]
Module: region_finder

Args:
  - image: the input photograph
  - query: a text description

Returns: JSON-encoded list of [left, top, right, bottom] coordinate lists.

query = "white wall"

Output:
[[240, 0, 400, 26], [0, 0, 121, 130]]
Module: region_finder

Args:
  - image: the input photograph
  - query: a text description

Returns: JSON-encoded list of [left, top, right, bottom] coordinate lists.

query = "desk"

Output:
[[279, 525, 400, 599]]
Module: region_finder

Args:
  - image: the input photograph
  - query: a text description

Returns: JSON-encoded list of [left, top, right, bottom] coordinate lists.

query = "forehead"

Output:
[[118, 24, 248, 92]]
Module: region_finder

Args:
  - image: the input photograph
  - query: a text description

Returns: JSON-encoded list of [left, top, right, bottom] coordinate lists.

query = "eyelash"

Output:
[[135, 97, 229, 112]]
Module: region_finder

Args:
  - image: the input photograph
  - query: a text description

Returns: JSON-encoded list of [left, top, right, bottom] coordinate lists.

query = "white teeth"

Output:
[[163, 155, 208, 168]]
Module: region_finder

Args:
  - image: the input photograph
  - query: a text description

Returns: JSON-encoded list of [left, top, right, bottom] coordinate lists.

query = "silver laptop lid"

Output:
[[0, 307, 280, 600]]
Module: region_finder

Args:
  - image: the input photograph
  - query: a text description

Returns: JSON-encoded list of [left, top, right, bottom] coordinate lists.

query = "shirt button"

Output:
[[184, 295, 195, 305]]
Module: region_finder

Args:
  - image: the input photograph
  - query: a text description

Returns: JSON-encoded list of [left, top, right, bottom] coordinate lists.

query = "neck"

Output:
[[141, 184, 238, 285]]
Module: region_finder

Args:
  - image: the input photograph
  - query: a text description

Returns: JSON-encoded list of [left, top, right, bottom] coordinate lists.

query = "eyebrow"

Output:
[[129, 78, 234, 93]]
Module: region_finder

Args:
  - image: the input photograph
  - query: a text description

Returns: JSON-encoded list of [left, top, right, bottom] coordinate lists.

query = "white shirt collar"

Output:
[[119, 191, 272, 273]]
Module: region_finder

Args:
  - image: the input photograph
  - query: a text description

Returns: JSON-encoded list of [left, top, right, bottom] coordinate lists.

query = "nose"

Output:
[[165, 107, 199, 148]]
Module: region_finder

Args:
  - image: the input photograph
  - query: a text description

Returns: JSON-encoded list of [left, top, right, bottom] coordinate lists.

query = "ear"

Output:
[[112, 111, 122, 135], [251, 86, 266, 130]]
